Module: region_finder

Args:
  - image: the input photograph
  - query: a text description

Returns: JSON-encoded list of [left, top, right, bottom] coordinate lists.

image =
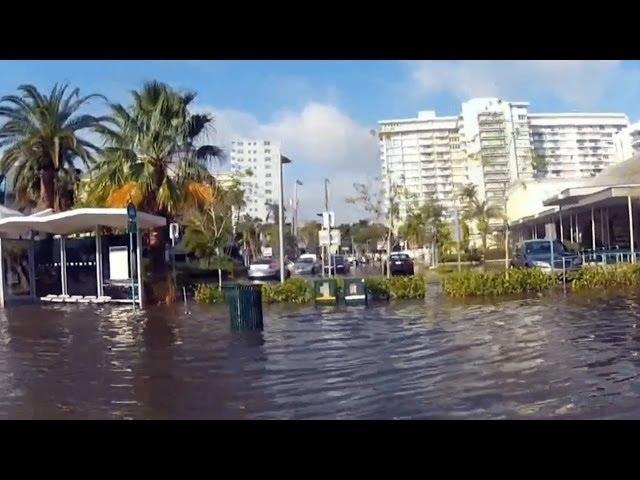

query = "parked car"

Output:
[[248, 258, 291, 280], [333, 255, 350, 275], [510, 239, 582, 272], [292, 256, 320, 275], [387, 253, 414, 276]]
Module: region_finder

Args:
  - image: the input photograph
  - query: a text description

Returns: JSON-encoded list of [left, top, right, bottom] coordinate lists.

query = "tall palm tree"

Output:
[[459, 183, 503, 268], [87, 81, 224, 303], [0, 83, 109, 211]]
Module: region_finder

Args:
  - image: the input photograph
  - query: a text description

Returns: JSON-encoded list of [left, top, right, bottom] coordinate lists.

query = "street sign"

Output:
[[262, 246, 273, 257], [330, 228, 341, 246], [169, 222, 180, 241], [322, 211, 335, 229], [127, 202, 137, 221], [319, 230, 330, 246], [319, 228, 341, 247]]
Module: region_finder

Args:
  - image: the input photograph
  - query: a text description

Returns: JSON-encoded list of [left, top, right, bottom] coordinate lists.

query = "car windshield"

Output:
[[296, 258, 313, 264], [391, 254, 409, 260], [524, 241, 567, 255]]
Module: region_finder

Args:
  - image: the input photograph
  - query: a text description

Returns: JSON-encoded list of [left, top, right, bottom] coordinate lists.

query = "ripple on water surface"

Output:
[[1, 291, 640, 419]]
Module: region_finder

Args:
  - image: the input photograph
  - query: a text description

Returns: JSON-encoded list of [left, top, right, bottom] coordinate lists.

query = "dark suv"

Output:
[[387, 253, 414, 276], [511, 239, 582, 272]]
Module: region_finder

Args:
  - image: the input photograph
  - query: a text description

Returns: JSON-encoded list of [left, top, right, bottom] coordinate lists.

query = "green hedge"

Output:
[[261, 278, 313, 304], [572, 264, 640, 291], [442, 268, 559, 297], [365, 276, 426, 299]]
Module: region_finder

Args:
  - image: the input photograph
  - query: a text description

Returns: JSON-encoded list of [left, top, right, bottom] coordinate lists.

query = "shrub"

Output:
[[365, 277, 390, 298], [387, 275, 426, 299], [442, 268, 559, 297], [262, 278, 312, 304], [572, 264, 640, 291], [194, 283, 225, 304], [365, 276, 426, 299]]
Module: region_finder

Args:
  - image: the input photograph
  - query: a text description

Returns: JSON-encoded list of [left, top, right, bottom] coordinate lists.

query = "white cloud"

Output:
[[408, 60, 622, 108], [196, 102, 381, 223], [200, 102, 378, 172]]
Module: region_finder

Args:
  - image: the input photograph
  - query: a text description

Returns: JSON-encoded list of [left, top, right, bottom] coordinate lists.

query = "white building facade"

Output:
[[613, 122, 640, 162], [228, 139, 282, 222], [379, 98, 630, 223]]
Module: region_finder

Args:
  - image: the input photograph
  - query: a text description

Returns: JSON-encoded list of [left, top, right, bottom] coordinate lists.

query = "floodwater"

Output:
[[3, 288, 640, 419]]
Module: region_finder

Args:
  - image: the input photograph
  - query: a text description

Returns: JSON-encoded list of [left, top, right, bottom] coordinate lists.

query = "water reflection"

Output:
[[2, 292, 640, 418]]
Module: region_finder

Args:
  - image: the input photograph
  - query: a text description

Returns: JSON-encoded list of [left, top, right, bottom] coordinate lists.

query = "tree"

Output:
[[236, 215, 263, 263], [459, 183, 503, 269], [86, 81, 224, 303], [0, 83, 109, 211], [399, 200, 445, 265], [347, 178, 403, 277], [182, 181, 234, 288], [299, 221, 321, 254], [531, 149, 548, 178]]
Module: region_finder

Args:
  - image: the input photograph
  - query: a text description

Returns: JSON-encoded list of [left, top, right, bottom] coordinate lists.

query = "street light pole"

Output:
[[278, 155, 292, 283]]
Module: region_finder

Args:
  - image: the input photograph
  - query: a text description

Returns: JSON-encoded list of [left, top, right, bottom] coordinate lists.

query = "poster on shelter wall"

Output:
[[109, 246, 130, 280]]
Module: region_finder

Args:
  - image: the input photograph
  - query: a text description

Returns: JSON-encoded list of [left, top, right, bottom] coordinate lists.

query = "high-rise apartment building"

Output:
[[228, 139, 282, 222], [613, 122, 640, 162], [379, 98, 630, 222]]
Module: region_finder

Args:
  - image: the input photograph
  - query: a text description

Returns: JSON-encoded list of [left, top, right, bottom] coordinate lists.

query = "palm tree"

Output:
[[459, 183, 503, 268], [0, 83, 109, 211], [237, 215, 262, 263], [86, 81, 224, 303]]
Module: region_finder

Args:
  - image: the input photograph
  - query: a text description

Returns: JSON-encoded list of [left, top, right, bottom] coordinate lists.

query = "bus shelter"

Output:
[[0, 208, 166, 308]]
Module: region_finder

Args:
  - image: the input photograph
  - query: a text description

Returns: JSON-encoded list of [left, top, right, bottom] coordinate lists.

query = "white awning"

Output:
[[0, 208, 166, 235], [0, 204, 24, 219]]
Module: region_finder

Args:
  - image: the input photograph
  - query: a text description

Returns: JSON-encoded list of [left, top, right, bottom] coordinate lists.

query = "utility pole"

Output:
[[323, 178, 330, 278]]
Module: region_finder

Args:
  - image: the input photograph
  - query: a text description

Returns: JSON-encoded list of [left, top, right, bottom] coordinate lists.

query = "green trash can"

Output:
[[313, 278, 338, 306], [227, 284, 263, 331], [221, 283, 238, 303], [342, 278, 367, 306]]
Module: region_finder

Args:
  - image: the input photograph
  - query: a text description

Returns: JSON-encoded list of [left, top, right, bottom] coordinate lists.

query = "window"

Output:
[[265, 189, 272, 194], [265, 157, 271, 161], [264, 141, 270, 145], [237, 141, 243, 146], [265, 149, 271, 153], [266, 173, 271, 178], [518, 115, 527, 121], [265, 181, 272, 186]]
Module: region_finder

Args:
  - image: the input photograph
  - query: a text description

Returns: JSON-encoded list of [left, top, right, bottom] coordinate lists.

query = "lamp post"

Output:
[[279, 155, 292, 283], [294, 180, 302, 256]]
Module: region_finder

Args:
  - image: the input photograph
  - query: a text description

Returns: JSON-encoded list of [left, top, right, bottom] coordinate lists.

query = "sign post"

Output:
[[169, 222, 179, 289], [127, 203, 137, 310]]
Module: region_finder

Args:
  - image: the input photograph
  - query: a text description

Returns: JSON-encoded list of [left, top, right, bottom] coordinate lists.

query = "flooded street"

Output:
[[3, 290, 640, 419]]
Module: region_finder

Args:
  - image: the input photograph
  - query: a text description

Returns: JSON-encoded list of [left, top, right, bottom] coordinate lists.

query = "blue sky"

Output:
[[2, 60, 640, 222]]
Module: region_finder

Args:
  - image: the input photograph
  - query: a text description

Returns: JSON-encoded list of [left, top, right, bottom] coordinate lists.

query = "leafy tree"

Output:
[[531, 149, 548, 178], [183, 182, 234, 288], [299, 221, 321, 254], [347, 178, 404, 277]]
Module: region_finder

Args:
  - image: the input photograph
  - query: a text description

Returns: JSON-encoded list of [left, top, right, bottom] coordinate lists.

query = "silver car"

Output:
[[292, 256, 320, 275], [248, 258, 290, 280]]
